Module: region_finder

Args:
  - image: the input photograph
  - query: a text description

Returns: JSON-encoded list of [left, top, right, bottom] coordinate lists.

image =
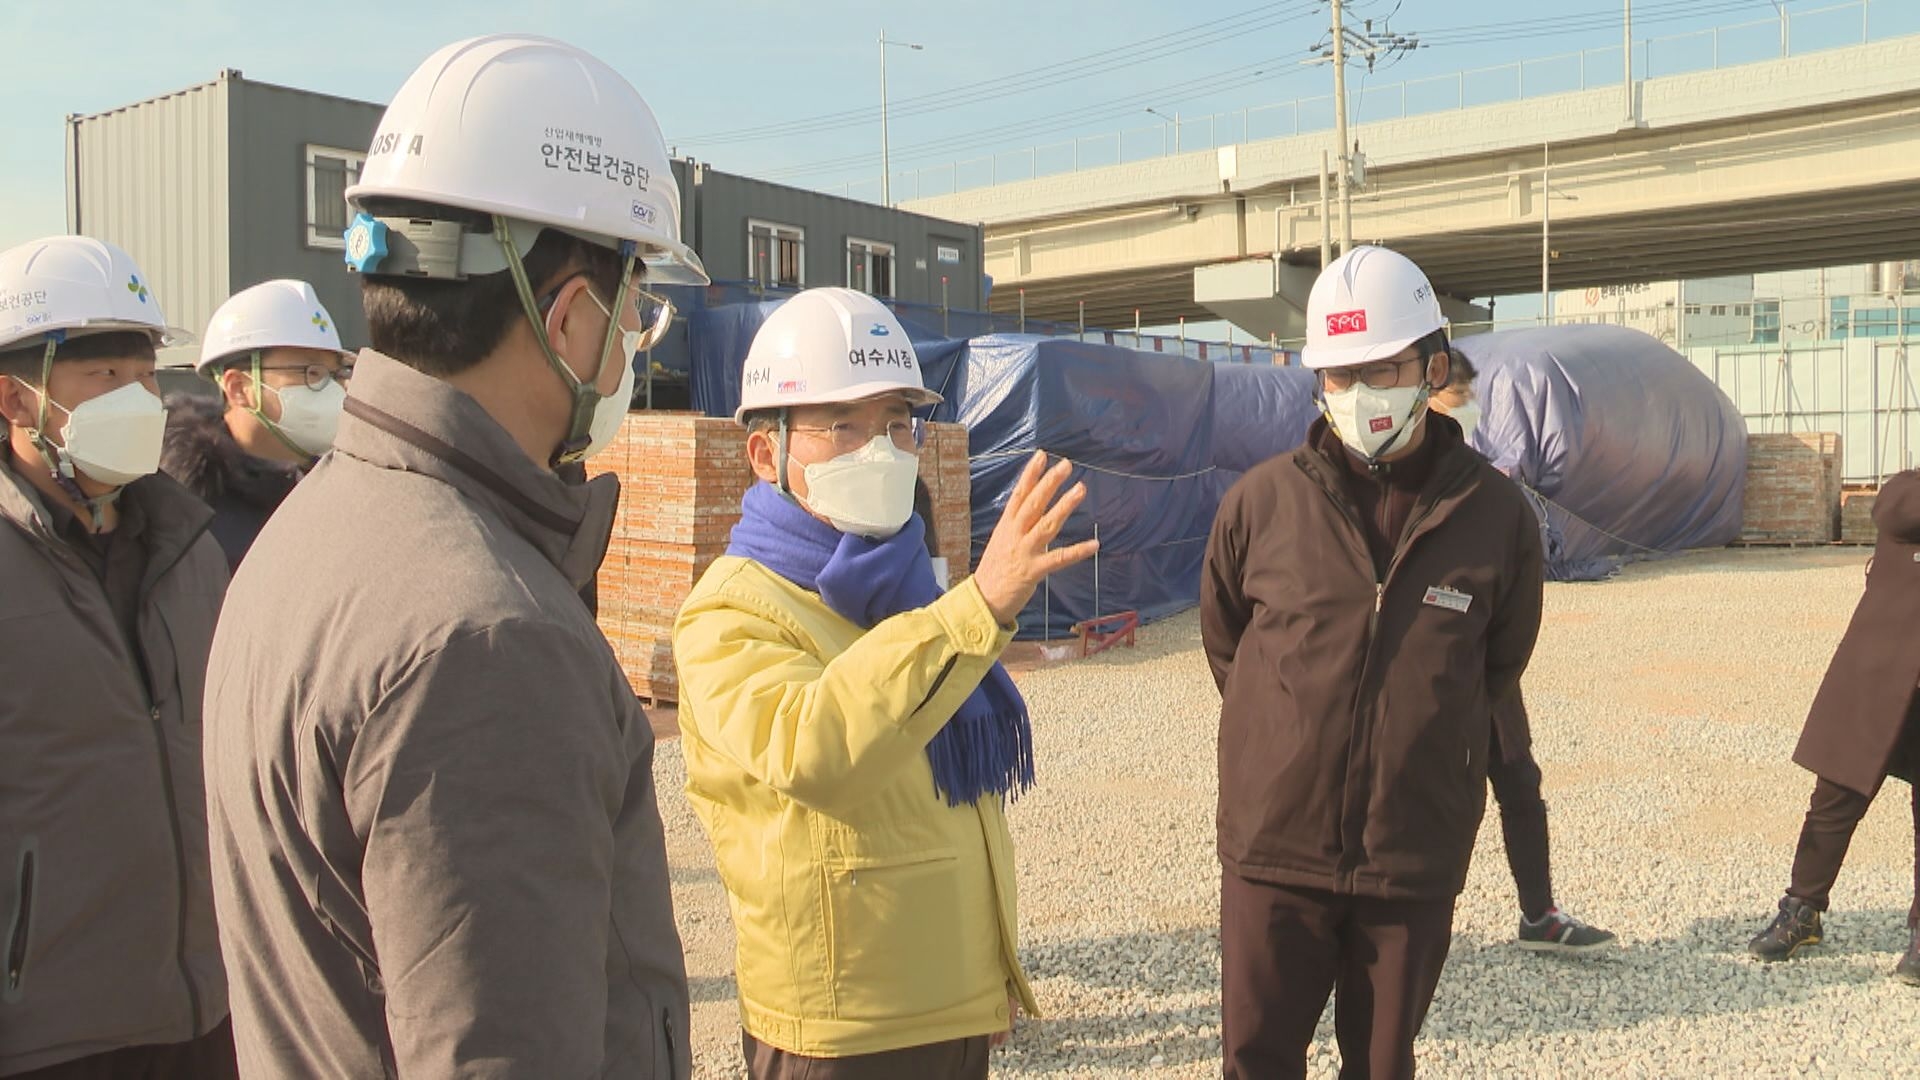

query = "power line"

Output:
[[758, 52, 1315, 180], [675, 2, 1321, 147]]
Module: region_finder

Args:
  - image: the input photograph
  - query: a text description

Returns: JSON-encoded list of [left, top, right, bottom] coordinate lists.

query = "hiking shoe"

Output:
[[1895, 925, 1920, 986], [1748, 897, 1823, 962], [1517, 907, 1619, 954]]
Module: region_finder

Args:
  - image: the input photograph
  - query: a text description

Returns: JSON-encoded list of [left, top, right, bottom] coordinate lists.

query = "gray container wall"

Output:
[[67, 77, 232, 368], [227, 80, 383, 352], [681, 165, 984, 310]]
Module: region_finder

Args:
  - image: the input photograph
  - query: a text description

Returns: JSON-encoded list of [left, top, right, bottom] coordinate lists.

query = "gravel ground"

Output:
[[662, 547, 1920, 1077]]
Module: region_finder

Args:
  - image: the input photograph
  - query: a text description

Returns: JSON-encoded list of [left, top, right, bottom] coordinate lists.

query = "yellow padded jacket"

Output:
[[673, 556, 1040, 1057]]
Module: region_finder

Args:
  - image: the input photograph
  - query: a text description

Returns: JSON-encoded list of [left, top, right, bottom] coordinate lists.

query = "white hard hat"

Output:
[[0, 236, 192, 354], [195, 279, 355, 372], [1301, 245, 1445, 370], [344, 34, 708, 287], [736, 288, 943, 423]]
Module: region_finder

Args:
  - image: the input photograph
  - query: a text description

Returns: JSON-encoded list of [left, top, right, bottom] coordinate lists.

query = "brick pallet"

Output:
[[1739, 433, 1843, 544], [1840, 488, 1879, 545], [591, 413, 972, 703]]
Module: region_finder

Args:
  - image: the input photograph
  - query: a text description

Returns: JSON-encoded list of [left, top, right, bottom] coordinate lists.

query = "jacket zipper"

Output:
[[1302, 451, 1474, 886], [130, 523, 215, 1037], [6, 849, 33, 997]]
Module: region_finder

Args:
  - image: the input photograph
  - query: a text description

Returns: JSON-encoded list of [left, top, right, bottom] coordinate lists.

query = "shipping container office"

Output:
[[671, 160, 985, 310], [66, 70, 383, 372], [67, 72, 986, 380]]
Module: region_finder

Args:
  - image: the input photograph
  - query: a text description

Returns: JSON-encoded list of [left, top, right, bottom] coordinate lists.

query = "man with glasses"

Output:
[[1202, 246, 1545, 1079], [162, 280, 355, 569], [673, 287, 1096, 1079], [202, 35, 703, 1077]]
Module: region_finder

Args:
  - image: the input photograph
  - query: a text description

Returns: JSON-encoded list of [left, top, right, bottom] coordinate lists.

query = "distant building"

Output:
[[1550, 277, 1754, 349], [66, 71, 986, 386]]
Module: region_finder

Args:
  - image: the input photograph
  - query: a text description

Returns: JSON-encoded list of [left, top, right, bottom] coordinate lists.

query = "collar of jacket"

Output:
[[1299, 412, 1477, 494], [333, 350, 618, 592], [0, 439, 214, 583], [160, 392, 304, 508]]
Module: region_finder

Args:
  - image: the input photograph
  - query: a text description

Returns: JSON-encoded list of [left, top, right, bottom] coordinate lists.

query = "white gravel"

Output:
[[662, 547, 1920, 1077]]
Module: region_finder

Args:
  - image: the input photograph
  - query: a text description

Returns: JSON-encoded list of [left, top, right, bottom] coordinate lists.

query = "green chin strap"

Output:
[[494, 216, 638, 468], [21, 336, 121, 530], [240, 350, 318, 463]]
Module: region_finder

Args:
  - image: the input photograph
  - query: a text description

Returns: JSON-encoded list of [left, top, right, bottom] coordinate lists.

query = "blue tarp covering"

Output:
[[1456, 324, 1747, 582], [687, 307, 1745, 635]]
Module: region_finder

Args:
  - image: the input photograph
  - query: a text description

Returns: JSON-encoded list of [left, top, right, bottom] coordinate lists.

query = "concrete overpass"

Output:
[[902, 34, 1920, 341]]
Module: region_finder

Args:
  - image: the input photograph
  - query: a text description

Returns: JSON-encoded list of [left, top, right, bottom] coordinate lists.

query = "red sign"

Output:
[[1368, 416, 1395, 434], [1326, 309, 1369, 336]]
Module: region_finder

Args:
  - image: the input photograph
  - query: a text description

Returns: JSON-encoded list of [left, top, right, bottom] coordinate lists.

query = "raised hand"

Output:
[[972, 452, 1100, 626]]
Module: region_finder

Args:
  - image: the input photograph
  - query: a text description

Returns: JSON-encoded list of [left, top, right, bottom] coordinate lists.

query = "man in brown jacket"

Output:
[[1202, 246, 1544, 1080], [1749, 468, 1920, 980], [0, 237, 235, 1078], [203, 35, 708, 1077]]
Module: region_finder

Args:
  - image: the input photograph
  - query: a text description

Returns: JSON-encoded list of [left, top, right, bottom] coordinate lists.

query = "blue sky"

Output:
[[2, 0, 1909, 288]]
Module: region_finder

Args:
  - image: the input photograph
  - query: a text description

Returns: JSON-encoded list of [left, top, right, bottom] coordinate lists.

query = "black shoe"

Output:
[[1749, 897, 1823, 962], [1517, 907, 1619, 954], [1895, 925, 1920, 986]]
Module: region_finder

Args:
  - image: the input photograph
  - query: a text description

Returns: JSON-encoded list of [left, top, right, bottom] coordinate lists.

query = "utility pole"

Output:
[[1622, 0, 1636, 128], [1309, 3, 1418, 255], [879, 31, 923, 207], [1332, 0, 1352, 252]]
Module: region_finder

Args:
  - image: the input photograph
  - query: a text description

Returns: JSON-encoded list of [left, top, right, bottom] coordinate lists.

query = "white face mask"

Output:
[[1322, 382, 1428, 460], [583, 355, 636, 460], [26, 380, 167, 486], [262, 379, 347, 457], [1449, 399, 1483, 441], [794, 435, 920, 539]]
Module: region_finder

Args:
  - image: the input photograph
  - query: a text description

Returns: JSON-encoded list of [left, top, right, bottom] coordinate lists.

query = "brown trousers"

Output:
[[743, 1031, 990, 1080], [1221, 873, 1455, 1080], [9, 1019, 238, 1080]]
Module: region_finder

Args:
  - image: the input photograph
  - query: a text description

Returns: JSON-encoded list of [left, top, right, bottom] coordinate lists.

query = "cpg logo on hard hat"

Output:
[[1326, 309, 1369, 336]]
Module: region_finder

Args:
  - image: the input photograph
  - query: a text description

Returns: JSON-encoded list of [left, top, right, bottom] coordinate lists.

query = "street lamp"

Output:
[[1540, 143, 1582, 324], [879, 30, 923, 207], [1145, 107, 1180, 155]]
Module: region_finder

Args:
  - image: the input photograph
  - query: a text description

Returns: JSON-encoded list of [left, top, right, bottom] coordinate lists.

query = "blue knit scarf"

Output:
[[726, 482, 1034, 806]]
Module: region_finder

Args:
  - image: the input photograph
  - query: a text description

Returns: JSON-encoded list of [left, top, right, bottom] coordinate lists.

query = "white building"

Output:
[[1550, 276, 1753, 349]]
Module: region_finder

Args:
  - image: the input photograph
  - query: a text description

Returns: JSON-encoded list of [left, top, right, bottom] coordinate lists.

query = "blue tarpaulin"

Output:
[[1455, 325, 1747, 581], [687, 306, 1746, 635]]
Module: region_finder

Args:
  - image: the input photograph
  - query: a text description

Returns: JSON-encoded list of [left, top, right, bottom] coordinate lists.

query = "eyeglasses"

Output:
[[568, 281, 675, 357], [789, 417, 926, 454], [258, 363, 352, 391], [1320, 355, 1422, 392]]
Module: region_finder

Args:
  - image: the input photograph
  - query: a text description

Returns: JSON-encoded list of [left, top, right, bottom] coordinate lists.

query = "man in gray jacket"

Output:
[[0, 237, 234, 1077], [202, 34, 708, 1078]]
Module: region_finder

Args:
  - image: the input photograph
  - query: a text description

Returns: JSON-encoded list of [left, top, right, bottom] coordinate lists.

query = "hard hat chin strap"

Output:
[[18, 336, 121, 531], [494, 216, 638, 468]]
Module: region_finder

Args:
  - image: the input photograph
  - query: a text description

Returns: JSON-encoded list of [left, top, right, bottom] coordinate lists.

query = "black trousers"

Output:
[[1788, 776, 1920, 927], [10, 1019, 238, 1080], [1221, 873, 1455, 1080], [1487, 749, 1555, 921], [743, 1031, 990, 1080]]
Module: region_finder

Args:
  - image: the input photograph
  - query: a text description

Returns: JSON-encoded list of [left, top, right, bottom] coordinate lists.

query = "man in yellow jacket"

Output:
[[674, 287, 1096, 1079]]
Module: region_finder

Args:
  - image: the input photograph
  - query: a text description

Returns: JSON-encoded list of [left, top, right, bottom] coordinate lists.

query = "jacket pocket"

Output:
[[823, 847, 963, 1021], [5, 841, 35, 1003]]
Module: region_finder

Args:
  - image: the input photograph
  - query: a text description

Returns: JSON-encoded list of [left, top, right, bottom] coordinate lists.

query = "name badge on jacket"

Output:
[[1423, 585, 1473, 613]]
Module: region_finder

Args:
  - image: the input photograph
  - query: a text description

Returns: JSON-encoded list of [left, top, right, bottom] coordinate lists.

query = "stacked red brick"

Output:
[[1840, 488, 1880, 545], [593, 413, 973, 703], [1740, 433, 1843, 543]]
